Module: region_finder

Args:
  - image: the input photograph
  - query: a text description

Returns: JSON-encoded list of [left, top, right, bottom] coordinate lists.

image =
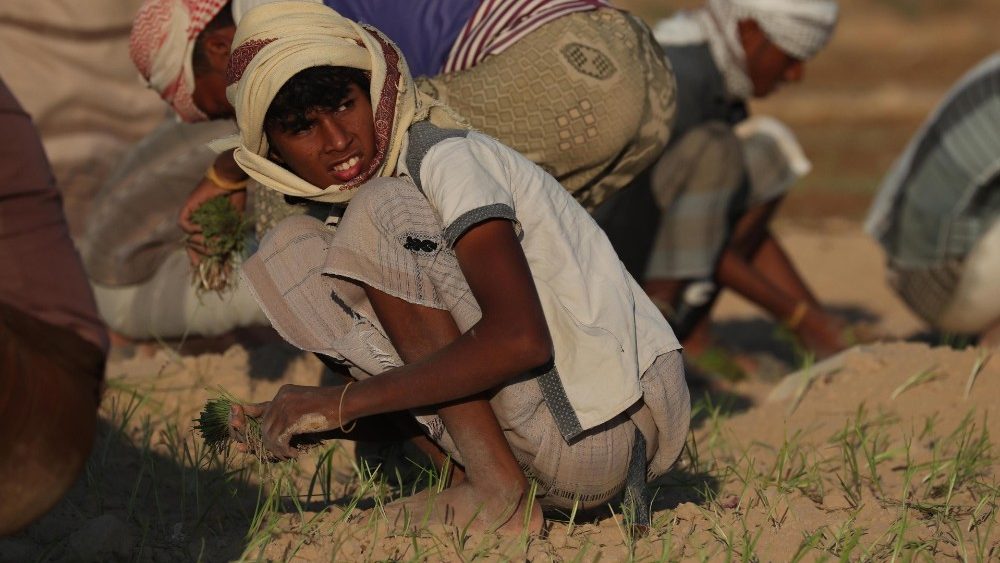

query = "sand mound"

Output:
[[2, 341, 997, 561]]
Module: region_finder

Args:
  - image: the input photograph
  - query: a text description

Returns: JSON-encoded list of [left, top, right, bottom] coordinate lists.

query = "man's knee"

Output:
[[651, 121, 746, 212]]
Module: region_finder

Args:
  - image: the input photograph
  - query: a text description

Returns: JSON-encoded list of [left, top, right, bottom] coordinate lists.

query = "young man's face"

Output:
[[265, 83, 377, 186], [738, 19, 805, 98]]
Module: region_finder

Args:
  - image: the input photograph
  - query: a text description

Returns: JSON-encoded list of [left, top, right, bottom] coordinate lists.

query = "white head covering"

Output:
[[654, 0, 838, 99], [129, 0, 230, 122], [720, 0, 839, 60], [213, 1, 464, 204]]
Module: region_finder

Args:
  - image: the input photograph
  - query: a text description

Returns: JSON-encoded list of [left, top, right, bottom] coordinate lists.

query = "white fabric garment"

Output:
[[727, 0, 839, 60], [654, 0, 838, 99], [396, 132, 682, 432], [865, 53, 1000, 241], [937, 217, 1000, 334]]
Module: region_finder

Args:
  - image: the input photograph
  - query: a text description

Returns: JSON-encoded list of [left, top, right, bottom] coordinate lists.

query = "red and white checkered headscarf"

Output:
[[129, 0, 230, 122]]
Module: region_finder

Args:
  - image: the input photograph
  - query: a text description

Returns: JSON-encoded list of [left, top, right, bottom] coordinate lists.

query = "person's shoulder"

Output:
[[420, 129, 513, 172], [350, 176, 420, 208]]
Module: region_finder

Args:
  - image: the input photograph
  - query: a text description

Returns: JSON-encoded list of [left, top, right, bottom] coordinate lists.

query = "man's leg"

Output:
[[715, 199, 847, 356], [640, 123, 747, 342], [364, 286, 542, 533]]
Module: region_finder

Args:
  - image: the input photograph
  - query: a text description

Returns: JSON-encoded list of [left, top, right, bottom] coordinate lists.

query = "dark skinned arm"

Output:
[[242, 218, 553, 458], [180, 149, 248, 265]]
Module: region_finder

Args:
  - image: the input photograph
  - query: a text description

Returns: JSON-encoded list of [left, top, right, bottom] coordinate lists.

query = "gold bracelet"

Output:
[[338, 381, 357, 434], [205, 164, 250, 191], [785, 301, 810, 331]]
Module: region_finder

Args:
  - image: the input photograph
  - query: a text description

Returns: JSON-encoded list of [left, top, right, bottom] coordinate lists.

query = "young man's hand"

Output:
[[228, 384, 349, 460], [180, 150, 249, 266]]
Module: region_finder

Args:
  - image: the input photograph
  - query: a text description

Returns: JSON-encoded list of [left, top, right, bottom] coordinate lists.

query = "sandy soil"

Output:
[[2, 221, 996, 562], [1, 0, 998, 561]]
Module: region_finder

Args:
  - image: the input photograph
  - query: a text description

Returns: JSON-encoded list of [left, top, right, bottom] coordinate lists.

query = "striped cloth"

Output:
[[442, 0, 608, 74], [129, 0, 230, 122], [866, 53, 1000, 269]]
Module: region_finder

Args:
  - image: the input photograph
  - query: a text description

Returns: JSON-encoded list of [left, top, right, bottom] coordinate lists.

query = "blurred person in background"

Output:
[[0, 78, 108, 536], [866, 52, 1000, 347], [608, 0, 850, 362], [0, 0, 165, 237], [81, 0, 675, 342]]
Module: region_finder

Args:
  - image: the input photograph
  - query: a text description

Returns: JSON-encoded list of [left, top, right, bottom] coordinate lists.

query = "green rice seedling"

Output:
[[607, 503, 638, 562], [818, 513, 864, 559], [567, 535, 597, 563], [964, 351, 991, 400], [939, 415, 992, 511], [834, 426, 862, 508], [188, 195, 248, 294], [790, 528, 828, 563], [194, 389, 323, 462], [565, 494, 582, 537], [786, 353, 841, 417], [891, 365, 940, 400], [306, 442, 342, 505], [919, 413, 939, 443], [194, 391, 264, 456], [917, 412, 993, 508], [643, 509, 678, 563], [763, 428, 827, 501], [968, 490, 999, 562]]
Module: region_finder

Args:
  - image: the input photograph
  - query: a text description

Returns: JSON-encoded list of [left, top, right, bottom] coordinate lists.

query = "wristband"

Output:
[[338, 381, 357, 434], [785, 301, 810, 331], [205, 164, 249, 191]]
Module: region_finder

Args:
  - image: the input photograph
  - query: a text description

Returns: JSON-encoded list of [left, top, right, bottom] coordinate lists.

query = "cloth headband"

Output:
[[213, 1, 465, 203], [713, 0, 839, 61]]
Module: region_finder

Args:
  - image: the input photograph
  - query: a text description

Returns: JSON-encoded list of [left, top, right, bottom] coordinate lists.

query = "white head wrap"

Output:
[[654, 0, 838, 99], [130, 0, 230, 122], [720, 0, 839, 60], [213, 1, 464, 203]]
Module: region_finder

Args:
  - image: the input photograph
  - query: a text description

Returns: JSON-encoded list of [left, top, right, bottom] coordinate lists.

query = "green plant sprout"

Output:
[[188, 195, 248, 294]]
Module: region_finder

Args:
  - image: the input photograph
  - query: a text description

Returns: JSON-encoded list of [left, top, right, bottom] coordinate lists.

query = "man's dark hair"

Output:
[[264, 66, 371, 134], [192, 2, 235, 75]]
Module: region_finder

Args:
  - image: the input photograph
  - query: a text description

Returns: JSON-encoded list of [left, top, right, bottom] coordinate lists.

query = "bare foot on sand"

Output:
[[383, 481, 543, 535], [795, 306, 850, 359]]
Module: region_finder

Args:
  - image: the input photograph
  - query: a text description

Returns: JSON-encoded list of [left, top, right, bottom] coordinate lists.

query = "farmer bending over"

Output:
[[614, 0, 847, 358], [224, 2, 689, 532]]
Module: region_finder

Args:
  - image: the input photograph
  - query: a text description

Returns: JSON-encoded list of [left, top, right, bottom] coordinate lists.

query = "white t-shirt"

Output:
[[398, 131, 682, 434]]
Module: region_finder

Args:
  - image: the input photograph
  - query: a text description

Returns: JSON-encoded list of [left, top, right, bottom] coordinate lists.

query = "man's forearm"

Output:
[[212, 149, 248, 183]]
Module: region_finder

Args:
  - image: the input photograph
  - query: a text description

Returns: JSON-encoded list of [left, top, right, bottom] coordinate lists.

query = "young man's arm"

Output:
[[179, 149, 249, 264], [241, 218, 553, 458]]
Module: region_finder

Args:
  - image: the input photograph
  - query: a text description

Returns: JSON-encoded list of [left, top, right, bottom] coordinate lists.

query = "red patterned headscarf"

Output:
[[129, 0, 229, 122]]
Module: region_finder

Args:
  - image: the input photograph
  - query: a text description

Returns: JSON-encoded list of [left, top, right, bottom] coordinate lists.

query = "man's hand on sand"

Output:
[[228, 384, 350, 460]]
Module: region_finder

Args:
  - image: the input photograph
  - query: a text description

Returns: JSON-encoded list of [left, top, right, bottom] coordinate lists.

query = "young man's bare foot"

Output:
[[794, 306, 849, 359], [383, 480, 543, 535]]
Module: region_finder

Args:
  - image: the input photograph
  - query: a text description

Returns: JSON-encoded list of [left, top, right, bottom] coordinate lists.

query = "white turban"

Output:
[[716, 0, 839, 60], [129, 0, 231, 122], [655, 0, 838, 99]]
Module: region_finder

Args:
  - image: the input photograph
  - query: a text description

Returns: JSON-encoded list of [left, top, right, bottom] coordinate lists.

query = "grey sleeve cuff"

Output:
[[443, 203, 520, 247]]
